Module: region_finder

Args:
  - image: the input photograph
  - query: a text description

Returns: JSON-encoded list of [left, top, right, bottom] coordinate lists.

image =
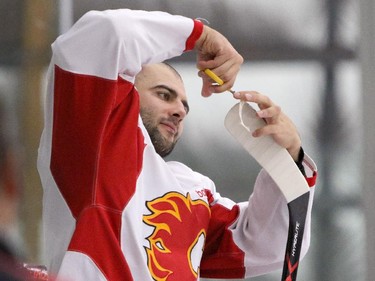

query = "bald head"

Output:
[[135, 63, 182, 91]]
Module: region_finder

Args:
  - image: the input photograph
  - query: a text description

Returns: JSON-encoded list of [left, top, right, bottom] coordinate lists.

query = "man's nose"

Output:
[[171, 101, 187, 121]]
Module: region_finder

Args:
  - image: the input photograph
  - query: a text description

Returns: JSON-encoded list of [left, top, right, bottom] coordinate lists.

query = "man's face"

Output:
[[135, 64, 189, 158]]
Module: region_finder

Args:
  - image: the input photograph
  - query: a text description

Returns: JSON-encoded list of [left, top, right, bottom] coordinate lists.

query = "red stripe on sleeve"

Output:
[[306, 171, 317, 188], [50, 66, 145, 280], [51, 66, 144, 217], [184, 19, 204, 51], [69, 207, 134, 280]]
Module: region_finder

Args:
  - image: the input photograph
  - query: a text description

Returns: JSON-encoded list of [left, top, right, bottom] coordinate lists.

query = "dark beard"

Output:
[[141, 110, 177, 158], [147, 125, 176, 158]]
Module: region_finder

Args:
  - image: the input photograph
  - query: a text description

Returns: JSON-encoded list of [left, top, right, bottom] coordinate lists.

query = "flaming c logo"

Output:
[[143, 192, 211, 281]]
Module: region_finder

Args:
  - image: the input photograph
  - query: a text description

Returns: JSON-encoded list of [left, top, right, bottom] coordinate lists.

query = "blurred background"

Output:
[[0, 0, 374, 280]]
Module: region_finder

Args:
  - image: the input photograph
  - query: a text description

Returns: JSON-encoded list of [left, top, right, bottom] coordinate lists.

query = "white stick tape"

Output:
[[224, 102, 310, 203]]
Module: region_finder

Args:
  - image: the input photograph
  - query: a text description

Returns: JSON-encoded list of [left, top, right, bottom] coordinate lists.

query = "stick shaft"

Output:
[[281, 192, 310, 281]]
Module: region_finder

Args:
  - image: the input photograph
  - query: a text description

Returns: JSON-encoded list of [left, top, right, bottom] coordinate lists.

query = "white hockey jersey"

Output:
[[37, 9, 317, 281]]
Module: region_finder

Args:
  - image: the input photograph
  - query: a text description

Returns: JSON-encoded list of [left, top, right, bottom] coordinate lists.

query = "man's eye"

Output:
[[157, 92, 170, 101]]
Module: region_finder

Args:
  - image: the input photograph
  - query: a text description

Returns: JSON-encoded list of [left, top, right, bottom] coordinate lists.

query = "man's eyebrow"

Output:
[[152, 85, 190, 114]]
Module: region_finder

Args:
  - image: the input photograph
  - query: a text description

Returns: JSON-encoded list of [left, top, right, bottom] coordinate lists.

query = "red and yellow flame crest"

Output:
[[143, 192, 211, 281]]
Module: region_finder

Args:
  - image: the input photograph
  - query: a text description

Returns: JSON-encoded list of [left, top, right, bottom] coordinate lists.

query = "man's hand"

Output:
[[233, 91, 302, 161], [195, 25, 243, 97]]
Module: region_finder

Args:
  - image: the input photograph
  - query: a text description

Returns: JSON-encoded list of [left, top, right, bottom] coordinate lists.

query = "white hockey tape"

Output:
[[224, 102, 310, 203]]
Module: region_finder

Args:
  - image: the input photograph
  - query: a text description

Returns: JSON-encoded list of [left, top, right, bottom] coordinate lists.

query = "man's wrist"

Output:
[[194, 24, 209, 51]]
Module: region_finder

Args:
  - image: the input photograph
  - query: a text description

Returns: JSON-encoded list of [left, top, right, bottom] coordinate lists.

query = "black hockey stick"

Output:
[[224, 102, 310, 281]]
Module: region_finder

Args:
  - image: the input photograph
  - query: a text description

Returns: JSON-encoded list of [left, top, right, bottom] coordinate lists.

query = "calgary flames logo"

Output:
[[143, 192, 211, 281]]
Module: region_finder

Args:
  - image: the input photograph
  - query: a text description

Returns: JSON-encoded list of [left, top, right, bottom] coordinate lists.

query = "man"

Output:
[[37, 9, 317, 280]]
